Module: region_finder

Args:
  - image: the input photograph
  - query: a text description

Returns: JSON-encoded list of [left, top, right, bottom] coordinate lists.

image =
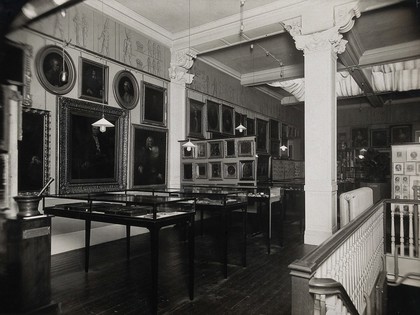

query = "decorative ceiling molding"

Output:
[[169, 48, 195, 85], [172, 0, 309, 51], [334, 1, 361, 33], [241, 64, 304, 86], [360, 40, 420, 67], [196, 56, 242, 80]]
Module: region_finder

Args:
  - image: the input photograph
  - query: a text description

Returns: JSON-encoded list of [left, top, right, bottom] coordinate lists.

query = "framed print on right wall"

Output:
[[390, 125, 412, 144]]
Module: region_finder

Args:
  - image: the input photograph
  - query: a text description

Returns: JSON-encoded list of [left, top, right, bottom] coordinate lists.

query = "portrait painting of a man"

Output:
[[113, 70, 139, 110], [79, 57, 108, 103], [133, 126, 167, 186]]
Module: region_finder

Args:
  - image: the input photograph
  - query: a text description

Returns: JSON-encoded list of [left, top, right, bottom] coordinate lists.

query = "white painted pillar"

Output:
[[285, 1, 360, 245], [297, 28, 342, 244], [167, 49, 195, 188]]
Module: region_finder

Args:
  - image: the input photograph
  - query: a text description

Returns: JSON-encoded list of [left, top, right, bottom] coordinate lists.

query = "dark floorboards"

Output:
[[49, 211, 314, 315], [48, 211, 419, 315]]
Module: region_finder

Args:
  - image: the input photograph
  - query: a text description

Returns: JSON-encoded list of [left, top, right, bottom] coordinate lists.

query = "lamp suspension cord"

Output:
[[188, 0, 191, 55]]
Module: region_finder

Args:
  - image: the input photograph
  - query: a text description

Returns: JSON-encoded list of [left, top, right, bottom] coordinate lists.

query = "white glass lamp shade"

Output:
[[280, 145, 288, 151], [182, 139, 196, 152], [235, 124, 247, 133], [92, 116, 114, 133]]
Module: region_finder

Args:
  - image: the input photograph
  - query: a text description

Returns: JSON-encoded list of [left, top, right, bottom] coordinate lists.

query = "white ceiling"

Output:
[[96, 0, 420, 106]]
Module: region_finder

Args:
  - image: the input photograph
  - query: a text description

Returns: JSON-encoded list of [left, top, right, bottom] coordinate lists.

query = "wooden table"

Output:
[[44, 193, 195, 315]]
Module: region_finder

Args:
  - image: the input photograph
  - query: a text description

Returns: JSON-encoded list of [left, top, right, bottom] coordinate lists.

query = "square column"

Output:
[[304, 45, 338, 245], [294, 27, 348, 245], [167, 50, 195, 188]]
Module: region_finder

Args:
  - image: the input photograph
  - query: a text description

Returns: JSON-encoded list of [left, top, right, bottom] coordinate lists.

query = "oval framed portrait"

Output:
[[113, 70, 139, 110], [35, 45, 76, 95]]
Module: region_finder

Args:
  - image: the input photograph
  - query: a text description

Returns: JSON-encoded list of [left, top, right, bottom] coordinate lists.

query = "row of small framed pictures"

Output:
[[393, 162, 420, 175], [393, 175, 420, 199], [339, 125, 412, 149], [182, 160, 255, 181], [35, 45, 167, 127], [392, 146, 420, 162], [182, 139, 255, 159]]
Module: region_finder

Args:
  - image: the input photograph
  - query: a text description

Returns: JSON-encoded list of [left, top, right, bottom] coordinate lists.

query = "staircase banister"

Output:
[[309, 278, 359, 315], [289, 200, 384, 275]]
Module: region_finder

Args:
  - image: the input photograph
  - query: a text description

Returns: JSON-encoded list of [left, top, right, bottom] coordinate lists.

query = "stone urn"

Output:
[[13, 193, 42, 218]]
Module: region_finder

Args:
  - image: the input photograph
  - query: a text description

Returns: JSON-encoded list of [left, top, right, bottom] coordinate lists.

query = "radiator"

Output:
[[339, 187, 373, 227]]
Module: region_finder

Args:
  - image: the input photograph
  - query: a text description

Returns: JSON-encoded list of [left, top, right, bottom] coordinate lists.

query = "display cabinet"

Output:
[[130, 186, 248, 278], [391, 143, 420, 199], [179, 184, 282, 254], [43, 192, 196, 314], [180, 136, 258, 186]]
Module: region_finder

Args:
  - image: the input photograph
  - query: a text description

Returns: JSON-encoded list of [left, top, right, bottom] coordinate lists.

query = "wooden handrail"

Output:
[[308, 278, 359, 315], [289, 200, 384, 275]]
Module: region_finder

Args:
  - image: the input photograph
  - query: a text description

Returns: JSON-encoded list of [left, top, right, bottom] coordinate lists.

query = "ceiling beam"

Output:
[[339, 28, 384, 107]]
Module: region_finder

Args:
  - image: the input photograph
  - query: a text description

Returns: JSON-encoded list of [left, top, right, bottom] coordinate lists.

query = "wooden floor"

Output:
[[46, 208, 418, 315], [48, 208, 314, 315]]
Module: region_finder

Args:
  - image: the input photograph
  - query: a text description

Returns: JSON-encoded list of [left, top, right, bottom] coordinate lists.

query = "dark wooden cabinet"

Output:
[[0, 215, 52, 313]]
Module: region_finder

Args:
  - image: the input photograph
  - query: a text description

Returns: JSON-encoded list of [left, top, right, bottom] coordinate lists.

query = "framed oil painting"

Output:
[[183, 163, 193, 181], [224, 163, 237, 179], [58, 97, 128, 194], [18, 108, 51, 193], [196, 163, 207, 179], [257, 154, 270, 181], [270, 119, 279, 140], [209, 162, 222, 180], [196, 142, 207, 159], [256, 118, 268, 152], [209, 141, 223, 158], [142, 82, 167, 127], [207, 100, 220, 133], [238, 140, 254, 157], [351, 127, 369, 148], [390, 125, 412, 144], [224, 139, 236, 158], [35, 45, 76, 96], [79, 57, 108, 103], [5, 40, 33, 106], [132, 125, 167, 187], [370, 128, 388, 148], [113, 70, 139, 110], [222, 105, 234, 135], [247, 118, 255, 136], [188, 99, 204, 138], [270, 139, 280, 157], [240, 160, 255, 181]]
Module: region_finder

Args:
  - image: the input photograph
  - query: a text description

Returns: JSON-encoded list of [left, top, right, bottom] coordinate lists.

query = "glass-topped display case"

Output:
[[43, 192, 195, 220]]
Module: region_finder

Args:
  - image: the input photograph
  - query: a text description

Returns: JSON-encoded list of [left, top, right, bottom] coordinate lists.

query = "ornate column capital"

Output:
[[294, 26, 348, 56], [334, 1, 361, 33], [168, 48, 195, 85]]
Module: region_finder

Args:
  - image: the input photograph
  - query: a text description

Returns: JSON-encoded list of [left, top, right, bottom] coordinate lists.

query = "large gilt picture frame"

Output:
[[58, 97, 128, 194], [132, 125, 167, 187], [142, 82, 167, 127], [18, 108, 51, 193]]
